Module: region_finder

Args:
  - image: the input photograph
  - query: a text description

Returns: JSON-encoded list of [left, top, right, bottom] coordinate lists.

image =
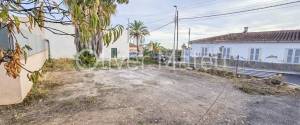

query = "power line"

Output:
[[145, 0, 284, 24], [194, 3, 299, 23], [180, 0, 300, 20], [150, 0, 300, 32], [150, 21, 174, 32], [145, 16, 173, 25], [184, 0, 286, 18]]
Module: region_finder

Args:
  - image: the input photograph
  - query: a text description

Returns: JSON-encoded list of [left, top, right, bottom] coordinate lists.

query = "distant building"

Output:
[[184, 28, 300, 73], [129, 43, 143, 57], [0, 24, 48, 105]]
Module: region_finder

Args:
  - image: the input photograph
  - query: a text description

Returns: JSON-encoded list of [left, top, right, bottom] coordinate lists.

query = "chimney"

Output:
[[243, 27, 248, 33]]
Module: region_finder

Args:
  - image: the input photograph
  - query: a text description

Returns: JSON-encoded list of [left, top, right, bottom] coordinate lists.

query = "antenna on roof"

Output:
[[243, 27, 249, 33]]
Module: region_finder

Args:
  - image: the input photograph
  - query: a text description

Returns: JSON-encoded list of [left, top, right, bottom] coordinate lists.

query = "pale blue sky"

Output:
[[111, 0, 300, 48]]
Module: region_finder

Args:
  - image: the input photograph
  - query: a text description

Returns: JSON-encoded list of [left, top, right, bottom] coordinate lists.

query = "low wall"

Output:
[[189, 57, 300, 73], [0, 50, 48, 105]]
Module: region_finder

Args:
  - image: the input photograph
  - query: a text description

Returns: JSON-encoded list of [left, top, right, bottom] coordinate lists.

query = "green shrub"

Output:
[[78, 51, 97, 68], [143, 57, 157, 65]]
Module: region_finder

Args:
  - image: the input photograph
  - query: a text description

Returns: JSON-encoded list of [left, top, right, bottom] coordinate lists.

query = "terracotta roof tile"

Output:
[[191, 30, 300, 44]]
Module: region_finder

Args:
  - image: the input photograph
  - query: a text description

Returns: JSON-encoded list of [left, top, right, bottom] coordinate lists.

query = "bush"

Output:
[[143, 56, 158, 65], [78, 51, 97, 68]]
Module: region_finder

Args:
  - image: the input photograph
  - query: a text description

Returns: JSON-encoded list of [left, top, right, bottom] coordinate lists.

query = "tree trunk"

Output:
[[136, 37, 139, 57], [74, 27, 103, 57], [74, 27, 82, 52]]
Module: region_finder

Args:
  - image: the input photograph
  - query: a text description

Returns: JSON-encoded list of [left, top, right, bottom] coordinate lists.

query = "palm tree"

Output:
[[129, 20, 150, 56], [152, 42, 161, 54]]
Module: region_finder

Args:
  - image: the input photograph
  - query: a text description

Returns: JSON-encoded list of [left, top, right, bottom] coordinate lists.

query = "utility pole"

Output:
[[176, 8, 179, 55], [235, 55, 240, 77], [188, 28, 191, 47], [127, 18, 130, 43], [187, 28, 191, 64], [127, 18, 130, 61], [172, 5, 177, 68]]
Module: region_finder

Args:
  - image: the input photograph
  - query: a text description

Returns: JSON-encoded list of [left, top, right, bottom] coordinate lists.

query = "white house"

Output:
[[0, 23, 130, 105], [0, 24, 48, 105], [188, 28, 300, 64], [45, 23, 129, 59], [100, 30, 129, 59]]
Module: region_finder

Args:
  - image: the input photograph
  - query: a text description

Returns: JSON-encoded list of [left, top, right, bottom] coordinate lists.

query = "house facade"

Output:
[[188, 29, 300, 63], [100, 31, 130, 59], [184, 29, 300, 73], [0, 25, 48, 105], [0, 23, 130, 105], [45, 23, 129, 59]]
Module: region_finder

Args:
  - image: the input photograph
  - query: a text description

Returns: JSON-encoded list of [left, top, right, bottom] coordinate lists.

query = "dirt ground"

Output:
[[1, 66, 299, 125]]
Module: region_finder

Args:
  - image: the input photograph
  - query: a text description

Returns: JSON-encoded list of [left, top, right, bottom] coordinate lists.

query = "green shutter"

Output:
[[111, 48, 117, 58]]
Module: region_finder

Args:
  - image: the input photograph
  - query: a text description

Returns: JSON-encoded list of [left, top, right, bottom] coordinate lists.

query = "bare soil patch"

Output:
[[0, 66, 299, 125]]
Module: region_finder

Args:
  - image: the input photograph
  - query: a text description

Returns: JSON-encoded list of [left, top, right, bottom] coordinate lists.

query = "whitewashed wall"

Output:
[[0, 25, 48, 105], [45, 23, 129, 59], [101, 30, 129, 59], [44, 23, 77, 58], [190, 42, 300, 64]]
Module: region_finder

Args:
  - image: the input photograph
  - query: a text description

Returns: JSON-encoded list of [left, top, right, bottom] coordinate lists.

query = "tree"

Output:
[[64, 0, 128, 56], [0, 0, 128, 81], [151, 42, 161, 54], [129, 20, 149, 56], [149, 41, 167, 54], [144, 41, 168, 57]]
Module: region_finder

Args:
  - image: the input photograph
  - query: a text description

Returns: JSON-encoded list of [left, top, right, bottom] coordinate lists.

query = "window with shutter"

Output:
[[221, 48, 231, 59], [201, 47, 208, 57], [250, 48, 261, 61], [287, 49, 294, 63], [250, 48, 255, 61], [294, 49, 300, 63], [285, 48, 300, 64]]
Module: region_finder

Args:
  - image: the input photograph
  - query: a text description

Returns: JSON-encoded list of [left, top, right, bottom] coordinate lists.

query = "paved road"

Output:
[[283, 74, 300, 85]]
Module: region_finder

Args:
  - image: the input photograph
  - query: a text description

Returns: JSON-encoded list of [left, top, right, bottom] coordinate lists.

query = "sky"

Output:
[[111, 0, 300, 49]]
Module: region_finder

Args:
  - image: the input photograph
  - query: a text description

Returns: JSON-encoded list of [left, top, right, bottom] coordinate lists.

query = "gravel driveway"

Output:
[[0, 66, 299, 125]]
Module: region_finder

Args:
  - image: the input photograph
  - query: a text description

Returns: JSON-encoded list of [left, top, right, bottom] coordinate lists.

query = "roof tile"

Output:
[[191, 30, 300, 44]]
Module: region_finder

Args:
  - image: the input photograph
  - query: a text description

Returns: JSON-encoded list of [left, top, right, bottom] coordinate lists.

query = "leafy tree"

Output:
[[0, 0, 128, 81], [129, 20, 149, 56], [64, 0, 128, 56]]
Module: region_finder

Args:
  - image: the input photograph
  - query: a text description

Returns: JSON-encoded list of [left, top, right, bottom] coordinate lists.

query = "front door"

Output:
[[111, 48, 117, 58]]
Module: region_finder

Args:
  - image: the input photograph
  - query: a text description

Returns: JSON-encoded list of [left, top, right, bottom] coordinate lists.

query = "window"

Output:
[[255, 48, 260, 61], [287, 49, 293, 63], [222, 48, 231, 59], [286, 49, 300, 64], [201, 47, 208, 57], [111, 48, 117, 58], [250, 48, 261, 61], [294, 49, 300, 63], [250, 48, 255, 61]]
